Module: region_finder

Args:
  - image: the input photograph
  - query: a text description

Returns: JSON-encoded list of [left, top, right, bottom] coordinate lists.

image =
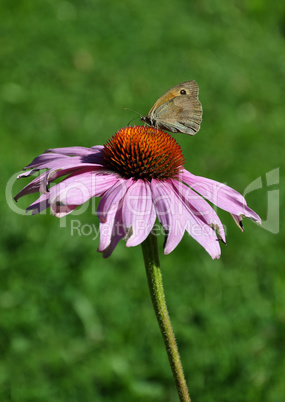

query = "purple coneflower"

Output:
[[15, 126, 261, 259], [14, 124, 262, 400]]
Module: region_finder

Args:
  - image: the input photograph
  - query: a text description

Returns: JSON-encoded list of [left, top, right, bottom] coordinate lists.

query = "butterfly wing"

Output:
[[166, 94, 202, 135], [143, 81, 203, 135]]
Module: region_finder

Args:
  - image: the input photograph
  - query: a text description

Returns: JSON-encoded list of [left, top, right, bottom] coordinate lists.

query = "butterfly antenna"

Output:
[[124, 108, 143, 118], [124, 108, 143, 126]]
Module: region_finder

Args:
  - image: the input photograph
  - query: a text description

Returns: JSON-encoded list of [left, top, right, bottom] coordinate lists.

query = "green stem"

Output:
[[141, 232, 191, 402]]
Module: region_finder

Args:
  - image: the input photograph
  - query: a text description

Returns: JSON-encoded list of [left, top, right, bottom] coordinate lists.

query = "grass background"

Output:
[[1, 1, 284, 401]]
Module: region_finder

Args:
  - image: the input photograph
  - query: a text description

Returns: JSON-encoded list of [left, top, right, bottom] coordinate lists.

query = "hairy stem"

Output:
[[141, 232, 191, 402]]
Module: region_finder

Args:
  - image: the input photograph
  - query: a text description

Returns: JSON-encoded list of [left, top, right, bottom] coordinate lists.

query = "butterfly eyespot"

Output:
[[180, 89, 187, 95]]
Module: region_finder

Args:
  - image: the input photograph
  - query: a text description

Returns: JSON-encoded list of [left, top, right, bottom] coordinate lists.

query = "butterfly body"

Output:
[[141, 81, 202, 135]]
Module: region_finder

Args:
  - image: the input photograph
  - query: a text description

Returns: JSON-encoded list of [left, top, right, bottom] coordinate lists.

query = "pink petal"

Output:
[[182, 170, 261, 224], [14, 171, 47, 201], [28, 156, 102, 172], [89, 173, 120, 197], [24, 153, 70, 170], [98, 206, 126, 258], [122, 180, 156, 247], [157, 180, 221, 259], [48, 171, 118, 210], [50, 203, 79, 218], [171, 179, 226, 243], [231, 214, 244, 231], [17, 169, 37, 179], [97, 178, 132, 223], [183, 212, 221, 259], [26, 193, 50, 215], [16, 164, 109, 202], [47, 145, 103, 156], [25, 147, 104, 170], [97, 205, 118, 252], [151, 180, 186, 254], [26, 189, 82, 218]]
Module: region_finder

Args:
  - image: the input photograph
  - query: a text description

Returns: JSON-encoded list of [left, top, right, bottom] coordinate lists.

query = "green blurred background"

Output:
[[1, 1, 284, 401]]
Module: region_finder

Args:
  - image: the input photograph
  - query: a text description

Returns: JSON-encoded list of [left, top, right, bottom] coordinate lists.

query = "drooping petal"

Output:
[[88, 173, 121, 197], [24, 147, 104, 171], [183, 211, 221, 259], [97, 178, 132, 223], [48, 171, 119, 217], [151, 179, 186, 254], [231, 214, 244, 231], [26, 193, 50, 215], [15, 164, 109, 203], [168, 180, 221, 259], [171, 179, 226, 243], [98, 205, 126, 258], [122, 179, 156, 247], [47, 145, 103, 156], [24, 153, 71, 170], [27, 156, 102, 173], [50, 202, 79, 218], [17, 169, 37, 179], [97, 203, 118, 252], [182, 170, 261, 224], [14, 171, 48, 201]]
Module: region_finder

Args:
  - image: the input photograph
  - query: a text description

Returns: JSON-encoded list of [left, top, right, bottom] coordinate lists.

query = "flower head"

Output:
[[15, 126, 261, 259]]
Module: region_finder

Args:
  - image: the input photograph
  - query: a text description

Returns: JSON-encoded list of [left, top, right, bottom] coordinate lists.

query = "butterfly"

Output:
[[141, 81, 202, 135]]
